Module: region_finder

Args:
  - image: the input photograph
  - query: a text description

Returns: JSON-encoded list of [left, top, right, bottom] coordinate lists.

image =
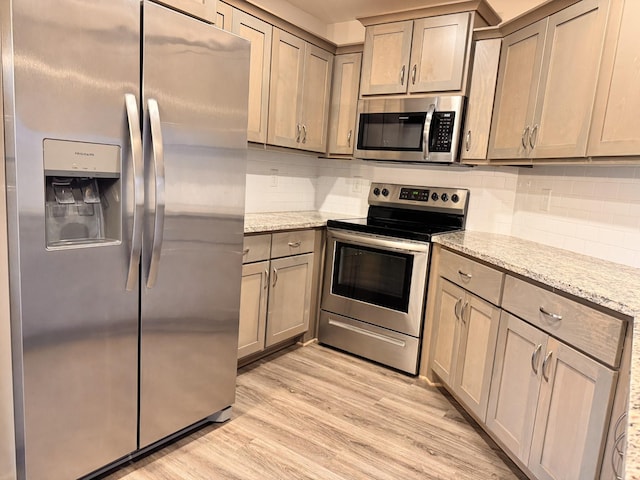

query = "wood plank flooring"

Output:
[[105, 344, 527, 480]]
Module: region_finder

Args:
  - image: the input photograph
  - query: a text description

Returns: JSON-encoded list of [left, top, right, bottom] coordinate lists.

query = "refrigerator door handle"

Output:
[[125, 93, 144, 291], [146, 98, 166, 289]]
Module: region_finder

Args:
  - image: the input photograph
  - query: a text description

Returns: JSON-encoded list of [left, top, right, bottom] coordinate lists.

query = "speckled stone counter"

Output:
[[433, 231, 640, 479], [244, 211, 356, 234]]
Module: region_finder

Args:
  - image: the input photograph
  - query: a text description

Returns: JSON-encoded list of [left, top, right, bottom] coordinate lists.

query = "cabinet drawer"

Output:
[[439, 249, 504, 305], [271, 230, 315, 258], [502, 275, 625, 367], [243, 234, 272, 264]]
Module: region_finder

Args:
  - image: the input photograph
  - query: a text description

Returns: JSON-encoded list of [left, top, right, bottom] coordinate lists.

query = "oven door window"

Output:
[[357, 112, 426, 151], [332, 242, 414, 312]]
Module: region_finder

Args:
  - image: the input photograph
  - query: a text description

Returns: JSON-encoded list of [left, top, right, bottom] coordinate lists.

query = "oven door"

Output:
[[321, 229, 429, 337]]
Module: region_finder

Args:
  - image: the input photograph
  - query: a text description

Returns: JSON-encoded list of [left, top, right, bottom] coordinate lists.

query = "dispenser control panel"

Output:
[[43, 139, 120, 178]]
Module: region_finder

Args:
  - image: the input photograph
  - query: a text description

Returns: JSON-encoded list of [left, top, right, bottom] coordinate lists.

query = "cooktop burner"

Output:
[[328, 183, 469, 242]]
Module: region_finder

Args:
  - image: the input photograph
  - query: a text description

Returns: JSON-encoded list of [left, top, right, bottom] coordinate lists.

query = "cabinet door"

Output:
[[267, 28, 305, 149], [238, 261, 269, 359], [266, 253, 313, 347], [328, 53, 362, 155], [155, 0, 216, 23], [531, 0, 608, 158], [299, 45, 333, 153], [408, 13, 470, 93], [453, 294, 500, 422], [232, 11, 272, 144], [430, 279, 465, 386], [486, 312, 548, 465], [360, 21, 413, 95], [488, 19, 547, 160], [461, 38, 501, 162], [589, 0, 640, 156], [215, 1, 232, 31], [529, 337, 616, 480]]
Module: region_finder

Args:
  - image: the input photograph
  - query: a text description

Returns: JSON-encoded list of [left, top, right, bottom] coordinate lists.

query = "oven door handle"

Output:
[[328, 229, 430, 253]]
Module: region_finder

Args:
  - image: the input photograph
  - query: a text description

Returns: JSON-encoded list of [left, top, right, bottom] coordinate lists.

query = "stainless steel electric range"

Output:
[[319, 182, 469, 374]]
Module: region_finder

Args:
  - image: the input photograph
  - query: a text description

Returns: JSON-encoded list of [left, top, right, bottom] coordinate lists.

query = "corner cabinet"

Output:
[[588, 0, 640, 156], [239, 230, 315, 361], [232, 10, 273, 144], [156, 0, 217, 23], [267, 28, 333, 153], [488, 0, 609, 161], [360, 12, 471, 96], [327, 53, 362, 156]]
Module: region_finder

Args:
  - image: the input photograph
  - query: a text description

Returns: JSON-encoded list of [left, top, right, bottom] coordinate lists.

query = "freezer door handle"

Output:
[[125, 93, 144, 291], [146, 98, 166, 289]]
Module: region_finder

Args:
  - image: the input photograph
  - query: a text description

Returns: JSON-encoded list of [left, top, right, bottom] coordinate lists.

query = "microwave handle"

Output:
[[423, 104, 436, 160]]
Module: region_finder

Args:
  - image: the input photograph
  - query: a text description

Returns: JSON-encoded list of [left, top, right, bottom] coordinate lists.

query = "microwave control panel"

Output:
[[429, 111, 455, 152]]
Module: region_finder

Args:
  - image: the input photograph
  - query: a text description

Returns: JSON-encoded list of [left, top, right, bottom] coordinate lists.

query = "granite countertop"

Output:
[[433, 231, 640, 479], [244, 211, 357, 233]]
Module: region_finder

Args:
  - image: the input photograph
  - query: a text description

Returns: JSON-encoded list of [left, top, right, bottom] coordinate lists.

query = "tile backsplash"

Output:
[[245, 149, 640, 268]]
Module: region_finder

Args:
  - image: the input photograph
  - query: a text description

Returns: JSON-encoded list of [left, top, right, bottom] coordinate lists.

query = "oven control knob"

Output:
[[381, 188, 389, 197], [373, 187, 380, 196], [452, 193, 460, 203], [441, 193, 449, 202], [431, 192, 439, 201]]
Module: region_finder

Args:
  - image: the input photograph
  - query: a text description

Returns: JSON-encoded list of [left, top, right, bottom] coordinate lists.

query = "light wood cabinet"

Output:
[[487, 312, 616, 479], [588, 0, 640, 156], [360, 13, 471, 96], [215, 1, 232, 31], [268, 28, 333, 153], [239, 231, 315, 360], [431, 278, 500, 422], [156, 0, 217, 23], [488, 0, 608, 160], [232, 10, 272, 144], [461, 38, 501, 162], [327, 53, 362, 156]]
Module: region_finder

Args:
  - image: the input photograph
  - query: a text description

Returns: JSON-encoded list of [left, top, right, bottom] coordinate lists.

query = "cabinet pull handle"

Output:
[[531, 344, 542, 375], [264, 269, 269, 290], [458, 270, 472, 279], [454, 297, 463, 320], [347, 129, 353, 147], [465, 130, 471, 152], [411, 64, 417, 84], [272, 267, 278, 287], [400, 65, 406, 85], [614, 412, 628, 439], [522, 126, 530, 149], [612, 425, 626, 479], [541, 351, 553, 382], [539, 307, 562, 321], [302, 124, 307, 144], [296, 124, 301, 143], [461, 302, 469, 324], [288, 241, 301, 248], [530, 124, 539, 149], [243, 248, 250, 256]]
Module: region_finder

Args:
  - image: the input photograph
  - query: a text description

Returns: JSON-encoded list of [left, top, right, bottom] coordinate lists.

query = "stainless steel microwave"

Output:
[[354, 96, 465, 163]]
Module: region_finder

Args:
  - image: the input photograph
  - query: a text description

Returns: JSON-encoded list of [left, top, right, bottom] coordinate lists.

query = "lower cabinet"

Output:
[[487, 311, 616, 480], [431, 278, 500, 422], [238, 230, 315, 361]]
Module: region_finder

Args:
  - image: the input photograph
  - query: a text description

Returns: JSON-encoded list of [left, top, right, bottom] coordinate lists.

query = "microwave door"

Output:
[[356, 112, 427, 162]]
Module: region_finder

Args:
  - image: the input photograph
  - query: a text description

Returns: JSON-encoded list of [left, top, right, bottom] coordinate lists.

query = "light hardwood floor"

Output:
[[106, 344, 527, 480]]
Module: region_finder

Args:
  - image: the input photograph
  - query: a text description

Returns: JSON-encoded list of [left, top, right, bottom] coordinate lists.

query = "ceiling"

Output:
[[248, 0, 547, 45]]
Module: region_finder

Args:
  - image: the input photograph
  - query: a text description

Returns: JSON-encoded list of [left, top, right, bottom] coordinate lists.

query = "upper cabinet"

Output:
[[328, 52, 362, 156], [268, 28, 333, 153], [157, 0, 217, 23], [215, 1, 232, 31], [488, 0, 609, 161], [588, 0, 640, 156], [232, 10, 273, 144], [360, 13, 471, 96]]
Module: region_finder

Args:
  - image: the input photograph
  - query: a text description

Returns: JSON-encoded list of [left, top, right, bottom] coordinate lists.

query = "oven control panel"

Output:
[[369, 183, 468, 214]]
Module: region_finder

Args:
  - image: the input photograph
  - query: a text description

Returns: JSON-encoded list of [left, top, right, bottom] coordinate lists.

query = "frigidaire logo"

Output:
[[74, 151, 95, 157]]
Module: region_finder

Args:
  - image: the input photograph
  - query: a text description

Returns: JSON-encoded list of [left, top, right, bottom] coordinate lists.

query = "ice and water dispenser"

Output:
[[44, 139, 121, 248]]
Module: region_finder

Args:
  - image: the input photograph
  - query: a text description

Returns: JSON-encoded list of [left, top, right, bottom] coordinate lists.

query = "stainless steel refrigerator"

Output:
[[1, 1, 250, 479]]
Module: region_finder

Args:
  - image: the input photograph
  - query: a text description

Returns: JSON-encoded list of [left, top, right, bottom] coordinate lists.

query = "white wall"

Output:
[[245, 151, 640, 268]]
